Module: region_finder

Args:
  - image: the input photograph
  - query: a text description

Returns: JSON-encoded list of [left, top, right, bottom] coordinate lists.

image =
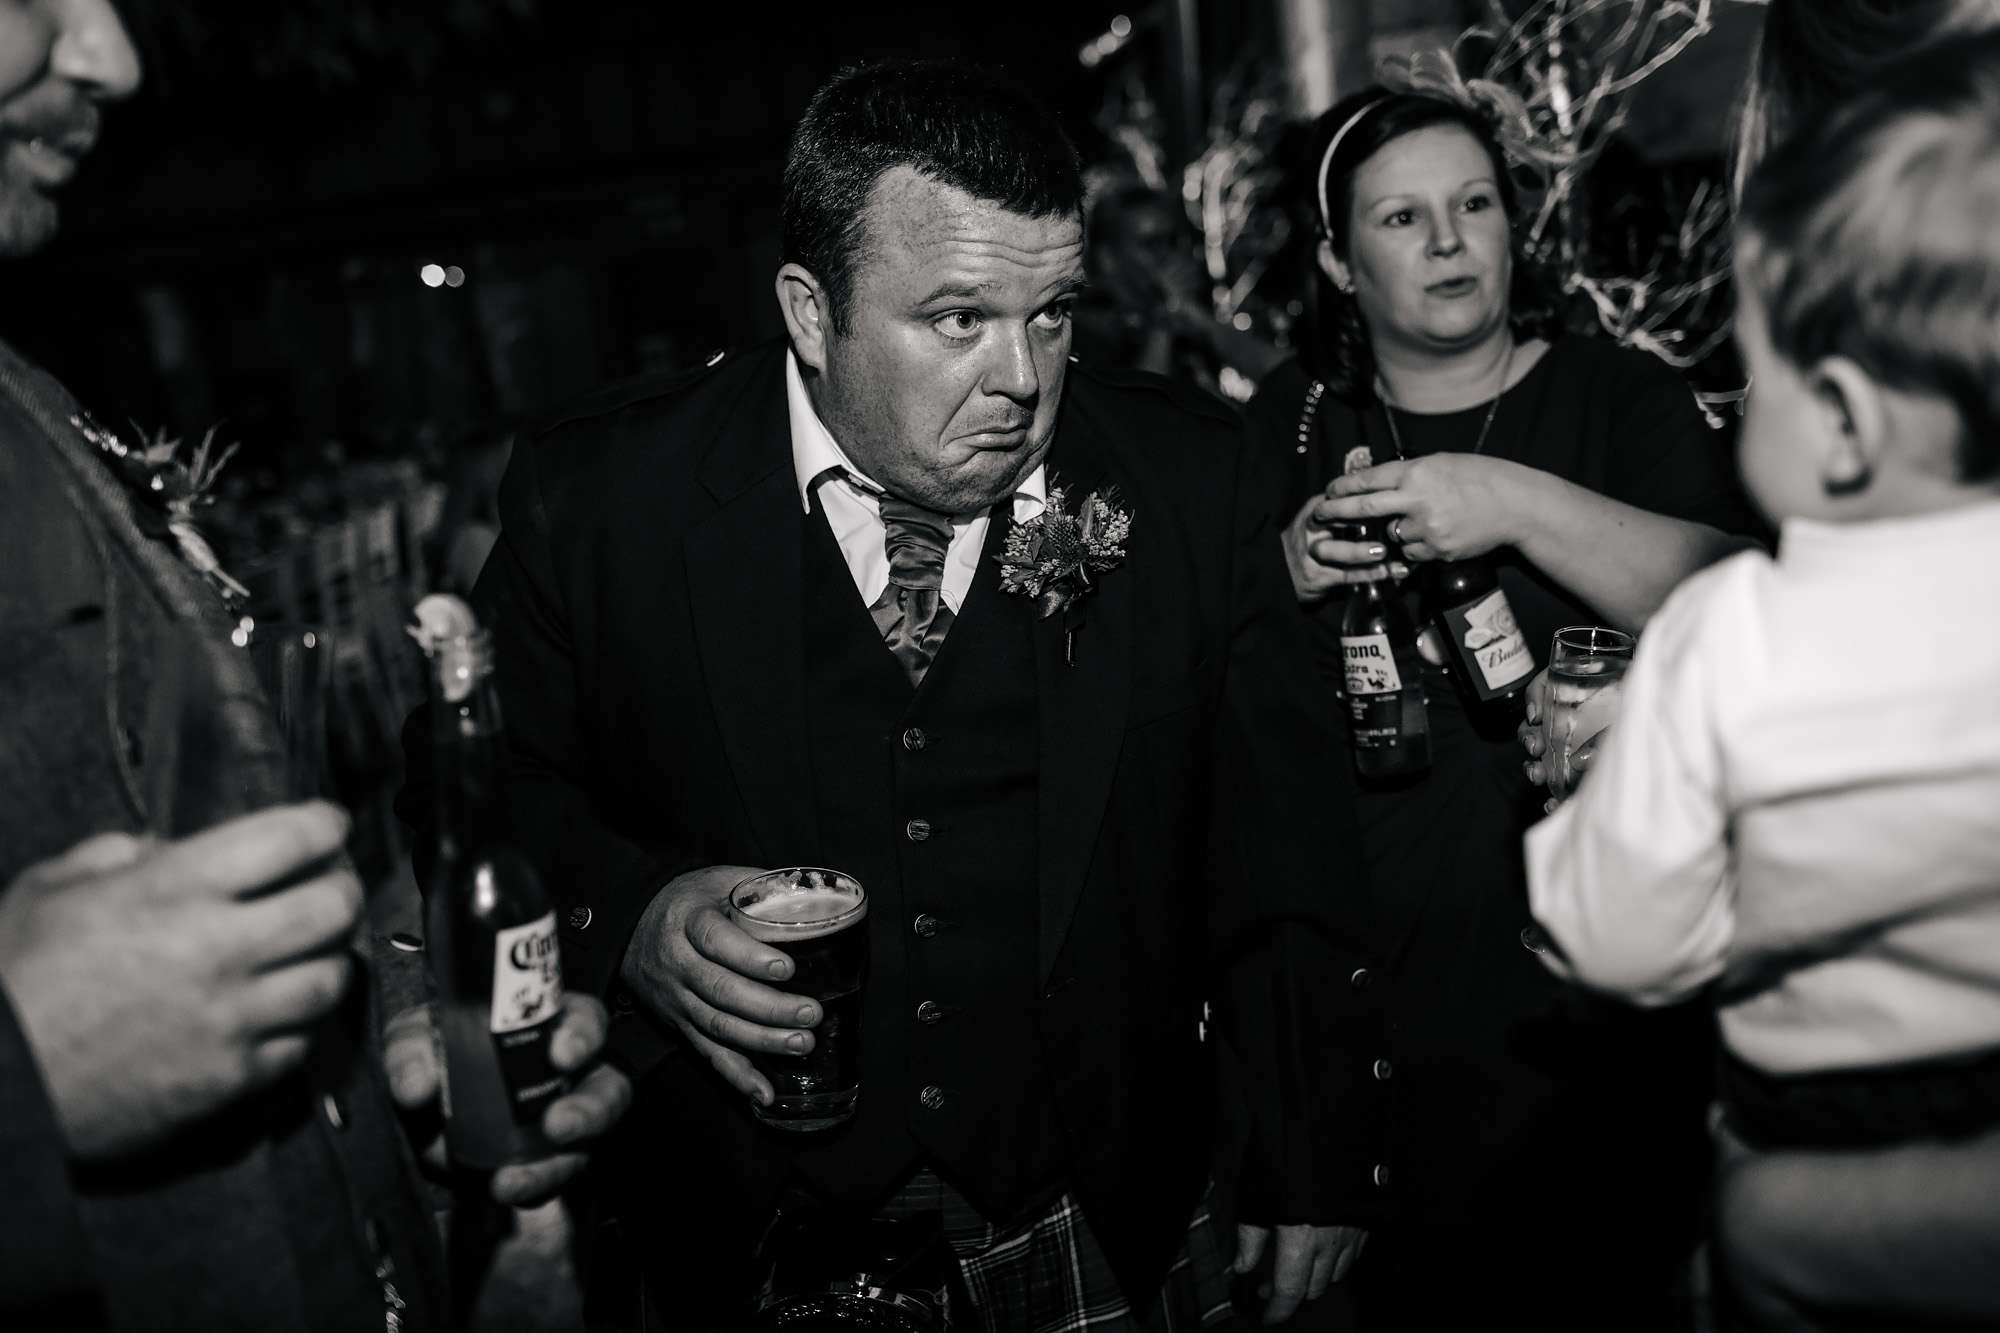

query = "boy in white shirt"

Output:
[[1523, 31, 2000, 1330]]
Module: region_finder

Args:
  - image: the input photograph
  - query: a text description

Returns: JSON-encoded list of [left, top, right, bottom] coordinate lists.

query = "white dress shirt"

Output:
[[1525, 501, 2000, 1076], [786, 351, 1045, 612]]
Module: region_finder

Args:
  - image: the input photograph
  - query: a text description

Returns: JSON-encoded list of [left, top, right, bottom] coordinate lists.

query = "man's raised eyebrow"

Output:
[[915, 274, 1089, 308], [1046, 274, 1089, 302], [916, 280, 993, 307]]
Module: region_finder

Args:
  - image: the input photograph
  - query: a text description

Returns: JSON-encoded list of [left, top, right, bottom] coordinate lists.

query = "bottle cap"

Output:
[[409, 593, 486, 702]]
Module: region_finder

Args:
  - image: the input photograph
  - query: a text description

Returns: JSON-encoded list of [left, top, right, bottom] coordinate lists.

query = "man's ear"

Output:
[[775, 263, 830, 372], [1316, 239, 1354, 295], [1810, 357, 1886, 497]]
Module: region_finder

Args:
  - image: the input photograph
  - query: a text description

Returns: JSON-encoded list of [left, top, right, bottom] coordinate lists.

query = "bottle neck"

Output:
[[430, 641, 509, 858]]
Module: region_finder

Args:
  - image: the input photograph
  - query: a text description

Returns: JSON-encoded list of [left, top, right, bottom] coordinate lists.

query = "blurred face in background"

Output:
[[0, 0, 141, 257], [1325, 123, 1514, 364], [781, 165, 1084, 515], [1091, 187, 1202, 313]]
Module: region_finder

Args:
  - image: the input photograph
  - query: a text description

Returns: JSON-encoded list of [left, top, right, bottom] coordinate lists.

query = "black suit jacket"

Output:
[[409, 340, 1388, 1310]]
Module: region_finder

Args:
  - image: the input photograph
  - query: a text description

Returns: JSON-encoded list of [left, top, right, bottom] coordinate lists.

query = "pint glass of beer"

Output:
[[728, 868, 869, 1131]]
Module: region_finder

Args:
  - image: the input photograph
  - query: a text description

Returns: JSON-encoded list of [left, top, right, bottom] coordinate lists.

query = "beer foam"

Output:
[[733, 876, 867, 941]]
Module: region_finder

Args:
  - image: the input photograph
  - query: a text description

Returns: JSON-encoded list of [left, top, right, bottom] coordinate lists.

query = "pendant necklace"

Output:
[[1375, 335, 1516, 461]]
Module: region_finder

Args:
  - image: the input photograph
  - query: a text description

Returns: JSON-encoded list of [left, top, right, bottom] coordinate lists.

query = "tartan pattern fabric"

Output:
[[883, 1170, 1235, 1333]]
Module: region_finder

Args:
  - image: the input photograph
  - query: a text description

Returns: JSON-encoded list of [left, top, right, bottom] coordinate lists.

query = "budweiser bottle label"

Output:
[[1443, 590, 1533, 697]]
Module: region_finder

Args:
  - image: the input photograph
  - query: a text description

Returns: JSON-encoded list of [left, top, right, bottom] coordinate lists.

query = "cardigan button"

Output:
[[1520, 925, 1550, 954], [905, 818, 932, 843], [566, 906, 593, 931], [916, 1000, 943, 1025], [901, 726, 928, 752], [1348, 967, 1373, 990], [912, 913, 940, 939], [1373, 1059, 1393, 1081], [918, 1085, 946, 1112], [1372, 1163, 1391, 1188]]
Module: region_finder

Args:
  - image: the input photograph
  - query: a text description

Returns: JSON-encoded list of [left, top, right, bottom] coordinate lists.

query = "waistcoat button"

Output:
[[1349, 967, 1372, 990], [913, 913, 939, 939], [905, 818, 932, 842], [1373, 1058, 1393, 1081], [566, 906, 593, 931], [918, 1084, 945, 1111], [1520, 925, 1550, 954], [917, 1000, 943, 1024], [901, 726, 928, 752]]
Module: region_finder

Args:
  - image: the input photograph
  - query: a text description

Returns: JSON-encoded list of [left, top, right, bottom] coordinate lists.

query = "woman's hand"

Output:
[[1281, 491, 1408, 602], [1321, 454, 1535, 563]]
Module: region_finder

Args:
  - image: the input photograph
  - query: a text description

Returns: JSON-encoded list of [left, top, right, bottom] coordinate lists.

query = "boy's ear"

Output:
[[1809, 357, 1886, 497]]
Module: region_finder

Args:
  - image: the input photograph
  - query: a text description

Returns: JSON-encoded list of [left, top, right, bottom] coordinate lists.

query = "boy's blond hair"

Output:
[[1738, 29, 2000, 481]]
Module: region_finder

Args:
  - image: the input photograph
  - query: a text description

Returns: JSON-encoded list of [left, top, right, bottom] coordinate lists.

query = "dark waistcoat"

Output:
[[790, 501, 1064, 1219]]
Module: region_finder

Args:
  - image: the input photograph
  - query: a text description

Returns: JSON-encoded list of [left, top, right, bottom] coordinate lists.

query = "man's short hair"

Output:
[[781, 58, 1084, 333], [1737, 28, 2000, 481]]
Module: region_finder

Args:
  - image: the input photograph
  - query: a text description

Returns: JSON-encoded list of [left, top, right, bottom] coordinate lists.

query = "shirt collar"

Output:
[[785, 348, 1047, 521], [1779, 498, 2000, 571]]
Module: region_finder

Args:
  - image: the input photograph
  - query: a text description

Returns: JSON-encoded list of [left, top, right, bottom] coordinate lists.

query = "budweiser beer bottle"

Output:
[[1340, 568, 1431, 780], [1422, 557, 1533, 738], [414, 595, 565, 1170]]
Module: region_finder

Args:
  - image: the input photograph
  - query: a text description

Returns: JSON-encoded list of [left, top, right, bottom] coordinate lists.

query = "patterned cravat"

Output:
[[869, 493, 957, 687]]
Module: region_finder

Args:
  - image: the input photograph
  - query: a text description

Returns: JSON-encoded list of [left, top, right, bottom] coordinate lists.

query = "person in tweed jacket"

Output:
[[0, 4, 629, 1328]]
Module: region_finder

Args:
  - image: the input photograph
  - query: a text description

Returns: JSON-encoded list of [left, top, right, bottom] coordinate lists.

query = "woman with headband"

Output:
[[1243, 85, 1758, 1328]]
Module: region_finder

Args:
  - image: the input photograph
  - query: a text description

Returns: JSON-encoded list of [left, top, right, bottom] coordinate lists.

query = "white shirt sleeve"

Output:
[[1523, 566, 1743, 1006]]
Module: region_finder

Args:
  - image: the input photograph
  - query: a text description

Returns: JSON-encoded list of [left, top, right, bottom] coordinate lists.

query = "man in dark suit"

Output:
[[0, 5, 629, 1328], [439, 59, 1386, 1330]]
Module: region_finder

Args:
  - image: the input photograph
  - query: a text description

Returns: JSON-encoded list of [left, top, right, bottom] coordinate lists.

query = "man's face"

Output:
[[803, 167, 1084, 516], [0, 0, 141, 257]]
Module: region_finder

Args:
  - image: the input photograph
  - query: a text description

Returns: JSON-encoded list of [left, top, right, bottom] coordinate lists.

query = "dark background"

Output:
[[2, 1, 1756, 488], [4, 1, 1216, 460]]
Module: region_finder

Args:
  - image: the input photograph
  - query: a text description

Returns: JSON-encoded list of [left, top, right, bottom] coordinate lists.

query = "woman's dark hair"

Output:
[[1301, 87, 1559, 402], [1730, 0, 1993, 199], [1738, 28, 2000, 482], [782, 58, 1084, 334]]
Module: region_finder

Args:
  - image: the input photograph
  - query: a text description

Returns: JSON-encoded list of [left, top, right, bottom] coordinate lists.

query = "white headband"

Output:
[[1315, 94, 1393, 237]]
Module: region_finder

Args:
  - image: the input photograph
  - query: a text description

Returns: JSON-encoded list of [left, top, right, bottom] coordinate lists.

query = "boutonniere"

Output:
[[998, 479, 1131, 664], [74, 412, 251, 605]]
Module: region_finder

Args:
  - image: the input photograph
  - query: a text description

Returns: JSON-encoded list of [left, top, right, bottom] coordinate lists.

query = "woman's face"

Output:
[[1326, 123, 1514, 361]]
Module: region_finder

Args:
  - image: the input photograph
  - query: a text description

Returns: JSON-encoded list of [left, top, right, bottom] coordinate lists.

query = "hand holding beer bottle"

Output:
[[619, 864, 829, 1107]]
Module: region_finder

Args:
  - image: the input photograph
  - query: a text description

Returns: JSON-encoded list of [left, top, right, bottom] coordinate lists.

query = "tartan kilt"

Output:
[[882, 1169, 1235, 1333]]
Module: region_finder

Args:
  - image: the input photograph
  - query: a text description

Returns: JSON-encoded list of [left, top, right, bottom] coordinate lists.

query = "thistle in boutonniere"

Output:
[[74, 412, 251, 605], [998, 480, 1131, 663]]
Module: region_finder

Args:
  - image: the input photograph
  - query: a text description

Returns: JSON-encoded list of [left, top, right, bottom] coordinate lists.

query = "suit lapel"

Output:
[[682, 350, 820, 864], [1032, 409, 1134, 982], [0, 341, 286, 828]]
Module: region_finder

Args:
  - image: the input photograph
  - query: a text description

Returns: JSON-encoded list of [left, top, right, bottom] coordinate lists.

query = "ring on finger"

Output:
[[1388, 516, 1407, 544]]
